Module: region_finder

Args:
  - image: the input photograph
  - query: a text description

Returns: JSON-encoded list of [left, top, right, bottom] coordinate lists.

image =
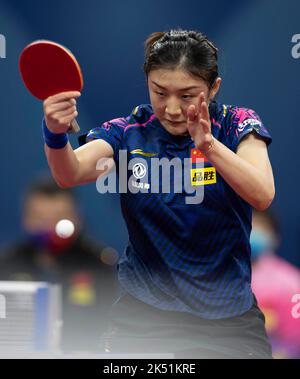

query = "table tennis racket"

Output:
[[19, 40, 83, 133]]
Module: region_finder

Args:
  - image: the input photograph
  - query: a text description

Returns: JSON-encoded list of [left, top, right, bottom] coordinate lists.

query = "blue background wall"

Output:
[[0, 0, 299, 266]]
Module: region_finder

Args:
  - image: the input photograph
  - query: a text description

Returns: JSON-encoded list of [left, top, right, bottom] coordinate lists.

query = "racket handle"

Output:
[[68, 118, 80, 134]]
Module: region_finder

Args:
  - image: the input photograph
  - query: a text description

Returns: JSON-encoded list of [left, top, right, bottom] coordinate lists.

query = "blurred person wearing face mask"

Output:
[[0, 176, 118, 353], [251, 210, 300, 359]]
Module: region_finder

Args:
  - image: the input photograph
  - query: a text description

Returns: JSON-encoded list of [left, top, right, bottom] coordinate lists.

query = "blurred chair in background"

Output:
[[251, 209, 300, 359], [0, 175, 119, 353]]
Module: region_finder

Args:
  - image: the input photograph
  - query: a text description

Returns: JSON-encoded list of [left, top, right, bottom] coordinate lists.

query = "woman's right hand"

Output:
[[43, 91, 81, 134]]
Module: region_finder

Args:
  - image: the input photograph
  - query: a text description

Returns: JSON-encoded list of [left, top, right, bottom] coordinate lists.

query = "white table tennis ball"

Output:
[[55, 219, 75, 239]]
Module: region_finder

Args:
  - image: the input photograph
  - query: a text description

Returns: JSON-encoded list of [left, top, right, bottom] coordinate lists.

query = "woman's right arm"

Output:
[[43, 91, 114, 188]]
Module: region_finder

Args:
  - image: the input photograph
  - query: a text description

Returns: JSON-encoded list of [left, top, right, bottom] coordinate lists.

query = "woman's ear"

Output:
[[209, 77, 222, 101]]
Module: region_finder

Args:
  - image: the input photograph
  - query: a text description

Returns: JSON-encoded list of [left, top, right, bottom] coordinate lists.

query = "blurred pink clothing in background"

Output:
[[252, 254, 300, 358]]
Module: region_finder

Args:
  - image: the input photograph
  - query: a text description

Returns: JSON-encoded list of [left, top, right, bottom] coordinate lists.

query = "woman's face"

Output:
[[148, 68, 220, 136]]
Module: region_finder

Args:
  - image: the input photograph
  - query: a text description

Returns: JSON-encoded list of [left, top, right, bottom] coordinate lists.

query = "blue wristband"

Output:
[[42, 119, 68, 149]]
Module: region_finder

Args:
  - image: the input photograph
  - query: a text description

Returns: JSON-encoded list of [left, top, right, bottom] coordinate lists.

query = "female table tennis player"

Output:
[[42, 29, 275, 358]]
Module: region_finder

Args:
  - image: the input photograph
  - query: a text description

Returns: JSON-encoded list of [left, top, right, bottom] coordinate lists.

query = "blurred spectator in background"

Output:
[[251, 209, 300, 359], [0, 176, 119, 353]]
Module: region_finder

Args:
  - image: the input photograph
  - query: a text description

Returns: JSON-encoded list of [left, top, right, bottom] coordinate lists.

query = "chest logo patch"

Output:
[[191, 167, 217, 186], [190, 148, 217, 186]]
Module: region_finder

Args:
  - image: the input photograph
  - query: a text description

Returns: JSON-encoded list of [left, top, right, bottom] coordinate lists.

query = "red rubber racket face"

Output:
[[19, 40, 83, 100]]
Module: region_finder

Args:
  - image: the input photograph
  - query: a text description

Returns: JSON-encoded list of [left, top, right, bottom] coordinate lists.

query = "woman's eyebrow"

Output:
[[151, 80, 201, 91]]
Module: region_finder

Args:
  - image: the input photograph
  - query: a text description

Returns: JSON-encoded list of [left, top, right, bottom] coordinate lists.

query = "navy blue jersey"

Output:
[[82, 102, 272, 319]]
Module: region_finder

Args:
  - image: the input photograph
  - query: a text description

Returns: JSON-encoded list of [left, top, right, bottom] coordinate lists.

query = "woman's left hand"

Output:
[[187, 92, 213, 152]]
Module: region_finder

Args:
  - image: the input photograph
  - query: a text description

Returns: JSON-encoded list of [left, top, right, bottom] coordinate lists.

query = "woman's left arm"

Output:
[[187, 94, 275, 211], [205, 133, 275, 211]]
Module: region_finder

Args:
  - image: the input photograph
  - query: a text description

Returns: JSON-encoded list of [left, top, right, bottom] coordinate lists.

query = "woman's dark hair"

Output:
[[144, 29, 219, 89]]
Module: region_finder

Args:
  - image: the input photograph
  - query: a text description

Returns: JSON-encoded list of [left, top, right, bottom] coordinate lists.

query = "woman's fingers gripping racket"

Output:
[[44, 91, 81, 134]]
